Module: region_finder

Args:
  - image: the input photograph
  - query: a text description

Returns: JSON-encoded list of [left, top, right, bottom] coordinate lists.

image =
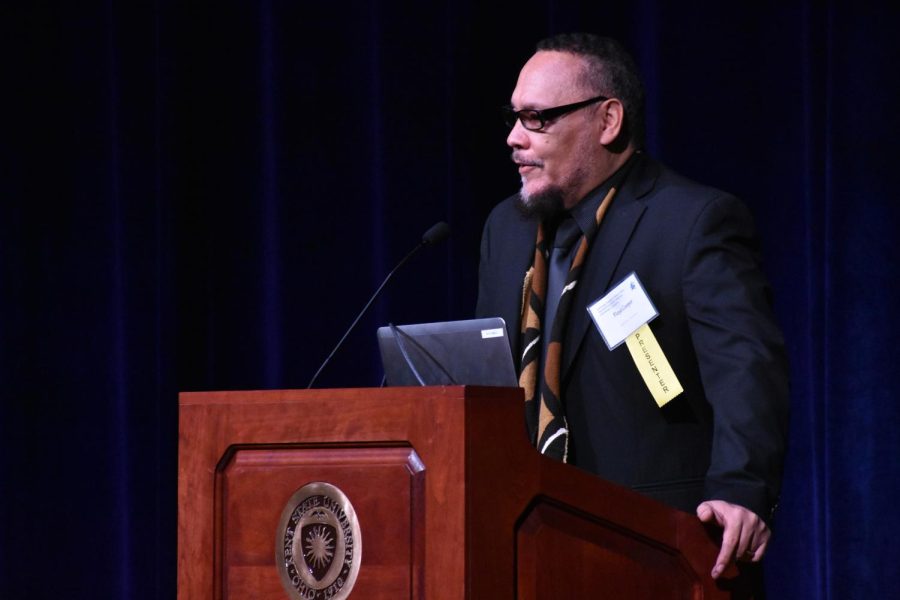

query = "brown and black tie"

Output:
[[519, 186, 618, 461]]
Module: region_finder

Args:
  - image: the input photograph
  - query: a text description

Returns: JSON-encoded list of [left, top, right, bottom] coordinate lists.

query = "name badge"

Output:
[[587, 272, 658, 350], [587, 272, 683, 407]]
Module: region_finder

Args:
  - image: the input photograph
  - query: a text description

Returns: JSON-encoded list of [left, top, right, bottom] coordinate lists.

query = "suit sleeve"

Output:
[[681, 194, 790, 522]]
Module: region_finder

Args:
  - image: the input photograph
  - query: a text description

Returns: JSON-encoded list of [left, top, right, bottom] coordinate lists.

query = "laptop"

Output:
[[377, 318, 518, 387]]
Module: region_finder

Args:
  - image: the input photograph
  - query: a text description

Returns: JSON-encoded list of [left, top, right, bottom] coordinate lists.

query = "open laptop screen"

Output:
[[377, 318, 518, 387]]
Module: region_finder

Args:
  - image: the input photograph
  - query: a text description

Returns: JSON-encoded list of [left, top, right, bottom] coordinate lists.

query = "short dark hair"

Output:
[[536, 33, 645, 148]]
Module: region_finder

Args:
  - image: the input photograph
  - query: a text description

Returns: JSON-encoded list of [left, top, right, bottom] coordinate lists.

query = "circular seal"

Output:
[[275, 482, 362, 600]]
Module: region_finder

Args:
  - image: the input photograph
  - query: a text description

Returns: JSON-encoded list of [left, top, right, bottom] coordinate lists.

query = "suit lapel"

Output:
[[562, 155, 659, 377]]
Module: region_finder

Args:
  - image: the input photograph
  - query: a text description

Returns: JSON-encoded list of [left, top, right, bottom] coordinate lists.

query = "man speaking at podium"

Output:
[[476, 33, 789, 581]]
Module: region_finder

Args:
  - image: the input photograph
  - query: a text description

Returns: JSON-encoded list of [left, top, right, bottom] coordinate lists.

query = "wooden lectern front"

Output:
[[178, 386, 739, 599]]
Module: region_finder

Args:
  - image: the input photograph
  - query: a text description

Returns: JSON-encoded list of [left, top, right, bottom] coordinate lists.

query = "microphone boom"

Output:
[[306, 221, 451, 388]]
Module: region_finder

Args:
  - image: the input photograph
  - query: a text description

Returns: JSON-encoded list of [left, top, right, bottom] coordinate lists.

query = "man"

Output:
[[476, 33, 789, 580]]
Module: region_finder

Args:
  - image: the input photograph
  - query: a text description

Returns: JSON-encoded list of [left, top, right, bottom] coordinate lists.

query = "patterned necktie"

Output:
[[543, 217, 582, 356], [519, 186, 618, 461]]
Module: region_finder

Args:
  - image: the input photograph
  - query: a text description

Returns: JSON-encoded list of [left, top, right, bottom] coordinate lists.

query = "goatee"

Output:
[[514, 184, 566, 221]]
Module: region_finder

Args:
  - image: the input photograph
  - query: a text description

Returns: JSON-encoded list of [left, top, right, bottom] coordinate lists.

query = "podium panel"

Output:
[[516, 500, 697, 599], [218, 445, 424, 598]]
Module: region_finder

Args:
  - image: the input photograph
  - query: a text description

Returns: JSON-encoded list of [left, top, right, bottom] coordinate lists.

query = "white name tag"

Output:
[[481, 328, 504, 339], [587, 272, 658, 350]]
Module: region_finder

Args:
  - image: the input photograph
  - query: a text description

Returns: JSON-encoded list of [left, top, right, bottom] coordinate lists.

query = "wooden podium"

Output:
[[178, 386, 738, 599]]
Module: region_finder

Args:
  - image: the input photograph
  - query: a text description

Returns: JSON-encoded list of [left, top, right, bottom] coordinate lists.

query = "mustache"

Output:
[[511, 151, 543, 168]]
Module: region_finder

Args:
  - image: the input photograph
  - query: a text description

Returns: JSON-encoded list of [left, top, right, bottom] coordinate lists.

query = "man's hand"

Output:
[[696, 500, 770, 579]]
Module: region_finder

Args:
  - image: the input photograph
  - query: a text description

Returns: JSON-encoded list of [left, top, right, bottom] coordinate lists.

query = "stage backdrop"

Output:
[[2, 2, 898, 598]]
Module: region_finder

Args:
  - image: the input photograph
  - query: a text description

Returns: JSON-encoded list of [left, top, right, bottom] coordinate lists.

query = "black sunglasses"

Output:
[[501, 94, 609, 131]]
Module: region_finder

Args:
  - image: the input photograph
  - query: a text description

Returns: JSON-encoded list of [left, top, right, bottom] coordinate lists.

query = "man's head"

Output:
[[506, 34, 645, 219]]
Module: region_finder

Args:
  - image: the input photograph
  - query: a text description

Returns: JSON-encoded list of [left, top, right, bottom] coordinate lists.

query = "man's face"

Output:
[[507, 51, 607, 212]]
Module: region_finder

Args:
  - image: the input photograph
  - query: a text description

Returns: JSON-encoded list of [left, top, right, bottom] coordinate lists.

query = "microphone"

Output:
[[306, 221, 451, 389], [421, 221, 450, 246]]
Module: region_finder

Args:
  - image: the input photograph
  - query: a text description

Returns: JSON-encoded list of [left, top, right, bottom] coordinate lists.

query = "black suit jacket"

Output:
[[476, 153, 789, 519]]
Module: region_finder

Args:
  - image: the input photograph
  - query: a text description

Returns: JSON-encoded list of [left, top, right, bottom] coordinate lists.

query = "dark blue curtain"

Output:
[[2, 2, 898, 597]]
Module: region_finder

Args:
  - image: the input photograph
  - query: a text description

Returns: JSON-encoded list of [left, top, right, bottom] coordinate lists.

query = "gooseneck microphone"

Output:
[[420, 221, 450, 246], [306, 221, 451, 389]]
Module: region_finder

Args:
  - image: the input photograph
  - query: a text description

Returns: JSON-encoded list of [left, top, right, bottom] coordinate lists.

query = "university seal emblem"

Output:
[[275, 482, 362, 600]]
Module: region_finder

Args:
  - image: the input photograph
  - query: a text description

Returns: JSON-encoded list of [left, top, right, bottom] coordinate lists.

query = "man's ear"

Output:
[[598, 98, 626, 146]]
